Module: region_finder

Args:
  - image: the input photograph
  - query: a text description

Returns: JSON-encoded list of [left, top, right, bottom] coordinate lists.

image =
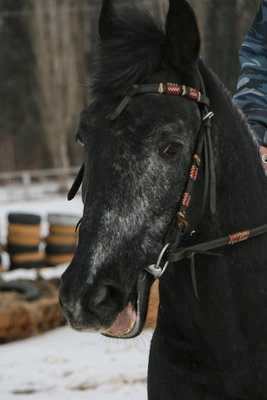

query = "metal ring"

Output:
[[144, 243, 170, 278], [262, 153, 267, 164], [155, 243, 170, 269], [202, 111, 214, 121]]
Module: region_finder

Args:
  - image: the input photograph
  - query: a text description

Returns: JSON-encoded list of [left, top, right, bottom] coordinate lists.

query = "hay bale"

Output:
[[0, 276, 159, 343], [0, 279, 65, 343]]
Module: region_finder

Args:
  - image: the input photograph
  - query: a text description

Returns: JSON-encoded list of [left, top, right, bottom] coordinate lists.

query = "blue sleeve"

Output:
[[233, 0, 267, 146]]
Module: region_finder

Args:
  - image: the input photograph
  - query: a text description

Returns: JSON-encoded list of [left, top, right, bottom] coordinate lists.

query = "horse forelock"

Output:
[[91, 4, 165, 101]]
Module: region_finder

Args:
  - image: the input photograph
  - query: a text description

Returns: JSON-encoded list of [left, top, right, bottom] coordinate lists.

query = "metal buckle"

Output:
[[144, 243, 170, 278], [202, 111, 214, 121]]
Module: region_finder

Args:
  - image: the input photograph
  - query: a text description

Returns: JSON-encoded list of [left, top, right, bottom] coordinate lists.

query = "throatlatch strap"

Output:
[[67, 164, 84, 201]]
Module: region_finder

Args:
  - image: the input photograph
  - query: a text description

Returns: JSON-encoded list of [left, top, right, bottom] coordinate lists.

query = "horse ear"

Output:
[[99, 0, 117, 41], [165, 0, 200, 73]]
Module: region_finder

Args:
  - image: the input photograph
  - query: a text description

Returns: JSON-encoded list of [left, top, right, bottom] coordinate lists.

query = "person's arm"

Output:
[[234, 0, 267, 148]]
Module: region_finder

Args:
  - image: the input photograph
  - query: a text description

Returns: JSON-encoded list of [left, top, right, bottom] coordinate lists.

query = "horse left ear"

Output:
[[99, 0, 117, 41], [165, 0, 200, 78]]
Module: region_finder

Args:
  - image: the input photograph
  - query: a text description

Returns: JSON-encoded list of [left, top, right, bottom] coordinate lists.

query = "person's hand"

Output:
[[259, 145, 267, 174]]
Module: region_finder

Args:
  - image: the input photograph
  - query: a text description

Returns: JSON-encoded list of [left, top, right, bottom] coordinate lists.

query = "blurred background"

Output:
[[0, 0, 260, 174], [0, 1, 262, 399]]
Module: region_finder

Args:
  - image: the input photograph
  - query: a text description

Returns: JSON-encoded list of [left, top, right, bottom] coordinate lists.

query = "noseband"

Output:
[[68, 77, 267, 297]]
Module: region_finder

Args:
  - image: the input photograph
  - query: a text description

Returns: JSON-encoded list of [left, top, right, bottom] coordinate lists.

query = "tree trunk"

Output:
[[189, 0, 260, 94], [203, 0, 239, 94], [0, 0, 48, 171], [29, 0, 87, 168]]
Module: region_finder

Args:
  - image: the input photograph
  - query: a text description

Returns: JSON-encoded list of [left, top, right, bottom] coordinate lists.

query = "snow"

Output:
[[1, 263, 67, 281], [0, 189, 152, 400], [0, 327, 152, 400]]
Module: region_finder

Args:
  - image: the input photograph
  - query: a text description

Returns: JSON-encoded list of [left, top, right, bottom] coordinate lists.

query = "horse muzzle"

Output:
[[59, 267, 154, 338]]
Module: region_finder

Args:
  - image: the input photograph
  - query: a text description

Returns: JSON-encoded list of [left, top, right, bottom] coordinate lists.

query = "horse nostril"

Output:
[[88, 284, 122, 314], [91, 286, 109, 308]]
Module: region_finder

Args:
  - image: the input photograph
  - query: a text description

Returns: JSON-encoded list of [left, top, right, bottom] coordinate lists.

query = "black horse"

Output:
[[59, 0, 267, 398]]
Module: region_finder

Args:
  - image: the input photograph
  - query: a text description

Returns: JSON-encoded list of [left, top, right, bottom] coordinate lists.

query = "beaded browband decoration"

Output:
[[109, 82, 209, 121]]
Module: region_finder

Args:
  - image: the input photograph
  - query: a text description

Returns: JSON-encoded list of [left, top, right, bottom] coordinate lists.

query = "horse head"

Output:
[[59, 0, 243, 337], [59, 0, 204, 337]]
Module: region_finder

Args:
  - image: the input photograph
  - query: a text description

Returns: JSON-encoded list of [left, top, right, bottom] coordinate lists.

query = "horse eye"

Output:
[[160, 143, 181, 156], [77, 138, 85, 147]]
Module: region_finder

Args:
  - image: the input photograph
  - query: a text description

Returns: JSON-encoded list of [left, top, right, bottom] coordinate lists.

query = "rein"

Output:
[[68, 78, 267, 297], [145, 222, 267, 299], [168, 224, 267, 263]]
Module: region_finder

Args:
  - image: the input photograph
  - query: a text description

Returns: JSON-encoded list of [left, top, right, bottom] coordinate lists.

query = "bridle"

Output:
[[68, 77, 267, 297]]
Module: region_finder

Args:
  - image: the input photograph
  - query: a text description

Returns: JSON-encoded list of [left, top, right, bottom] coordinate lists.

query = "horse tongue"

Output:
[[107, 302, 137, 336]]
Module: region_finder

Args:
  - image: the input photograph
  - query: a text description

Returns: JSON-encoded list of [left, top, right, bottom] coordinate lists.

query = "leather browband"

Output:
[[109, 83, 210, 121]]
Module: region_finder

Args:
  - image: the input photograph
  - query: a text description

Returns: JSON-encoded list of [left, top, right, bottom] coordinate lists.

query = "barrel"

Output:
[[7, 213, 45, 270], [45, 214, 79, 266]]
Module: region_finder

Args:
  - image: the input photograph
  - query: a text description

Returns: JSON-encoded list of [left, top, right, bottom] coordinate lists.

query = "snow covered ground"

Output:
[[0, 327, 152, 400], [0, 189, 152, 400]]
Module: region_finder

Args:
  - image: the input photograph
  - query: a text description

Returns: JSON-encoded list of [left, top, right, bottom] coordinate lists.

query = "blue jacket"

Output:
[[234, 0, 267, 146]]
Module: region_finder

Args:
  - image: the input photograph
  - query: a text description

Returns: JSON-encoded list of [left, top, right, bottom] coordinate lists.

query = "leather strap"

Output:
[[109, 83, 210, 121], [67, 164, 84, 201], [167, 224, 267, 263]]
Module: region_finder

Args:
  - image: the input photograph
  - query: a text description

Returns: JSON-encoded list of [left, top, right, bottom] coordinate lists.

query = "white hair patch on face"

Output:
[[88, 152, 172, 278]]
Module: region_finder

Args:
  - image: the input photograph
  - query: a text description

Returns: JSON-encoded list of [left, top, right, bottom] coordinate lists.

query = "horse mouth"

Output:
[[103, 270, 154, 339], [105, 301, 137, 337]]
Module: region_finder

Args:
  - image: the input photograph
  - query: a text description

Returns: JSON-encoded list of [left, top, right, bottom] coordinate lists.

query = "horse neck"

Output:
[[198, 61, 267, 235]]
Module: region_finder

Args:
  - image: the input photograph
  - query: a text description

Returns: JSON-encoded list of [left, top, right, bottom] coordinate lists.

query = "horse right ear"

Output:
[[165, 0, 200, 75], [99, 0, 117, 41]]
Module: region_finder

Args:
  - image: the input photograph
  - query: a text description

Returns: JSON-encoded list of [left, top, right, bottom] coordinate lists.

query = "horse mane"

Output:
[[198, 59, 259, 151], [91, 4, 165, 100]]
